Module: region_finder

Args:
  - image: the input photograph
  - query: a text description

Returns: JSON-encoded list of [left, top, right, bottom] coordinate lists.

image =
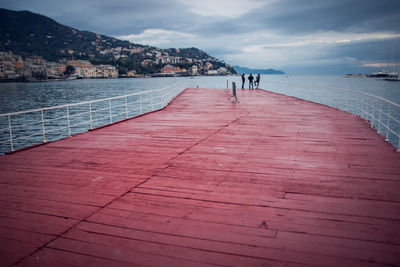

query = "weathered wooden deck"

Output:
[[0, 88, 400, 266]]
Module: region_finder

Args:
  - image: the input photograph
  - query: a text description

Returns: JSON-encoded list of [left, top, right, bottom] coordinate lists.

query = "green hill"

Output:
[[0, 8, 235, 75], [233, 66, 285, 75], [0, 8, 137, 61]]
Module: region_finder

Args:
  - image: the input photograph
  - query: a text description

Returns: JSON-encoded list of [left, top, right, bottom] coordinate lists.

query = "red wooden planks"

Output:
[[0, 88, 399, 266]]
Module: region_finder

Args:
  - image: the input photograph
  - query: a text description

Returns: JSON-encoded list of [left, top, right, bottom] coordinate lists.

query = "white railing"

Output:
[[256, 80, 400, 152], [335, 88, 400, 152], [0, 81, 187, 154]]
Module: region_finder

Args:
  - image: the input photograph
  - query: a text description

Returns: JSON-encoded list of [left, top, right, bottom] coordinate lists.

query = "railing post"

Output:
[[89, 103, 93, 129], [40, 110, 47, 143], [364, 98, 368, 121], [7, 115, 14, 151], [370, 99, 374, 127], [370, 99, 374, 128], [397, 129, 400, 152], [66, 106, 71, 137], [140, 95, 143, 114], [378, 101, 382, 134], [386, 104, 391, 141], [125, 97, 128, 119], [109, 99, 112, 123], [164, 88, 167, 107], [360, 97, 364, 119]]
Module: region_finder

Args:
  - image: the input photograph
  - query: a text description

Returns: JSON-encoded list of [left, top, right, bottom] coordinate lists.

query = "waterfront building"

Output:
[[161, 65, 174, 74], [191, 65, 198, 75], [67, 60, 93, 68], [217, 67, 228, 75], [46, 62, 66, 78], [0, 60, 16, 79], [204, 62, 213, 70], [80, 67, 97, 78], [96, 65, 118, 78]]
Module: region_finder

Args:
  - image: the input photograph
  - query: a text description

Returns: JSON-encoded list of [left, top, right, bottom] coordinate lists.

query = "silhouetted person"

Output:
[[248, 74, 254, 89], [255, 73, 260, 89], [241, 73, 245, 89]]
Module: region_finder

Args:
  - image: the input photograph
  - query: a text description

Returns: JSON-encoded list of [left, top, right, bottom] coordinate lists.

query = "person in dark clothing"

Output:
[[248, 74, 254, 89], [255, 73, 260, 89], [241, 73, 245, 89]]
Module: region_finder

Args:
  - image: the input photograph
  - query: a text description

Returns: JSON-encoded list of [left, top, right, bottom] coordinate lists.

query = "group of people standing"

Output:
[[241, 73, 260, 89]]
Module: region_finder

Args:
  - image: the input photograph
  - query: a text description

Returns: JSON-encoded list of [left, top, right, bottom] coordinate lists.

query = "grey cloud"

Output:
[[3, 0, 398, 37], [1, 0, 399, 74], [0, 0, 194, 35], [247, 0, 400, 34]]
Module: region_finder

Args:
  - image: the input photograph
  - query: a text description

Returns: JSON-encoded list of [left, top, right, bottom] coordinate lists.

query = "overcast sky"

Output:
[[1, 0, 400, 74]]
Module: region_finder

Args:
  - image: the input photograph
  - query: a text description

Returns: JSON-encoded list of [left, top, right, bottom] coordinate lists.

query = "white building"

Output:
[[191, 65, 198, 75]]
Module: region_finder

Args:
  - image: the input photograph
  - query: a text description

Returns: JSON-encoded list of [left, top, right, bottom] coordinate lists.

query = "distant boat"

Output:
[[367, 71, 398, 78], [345, 74, 366, 78], [384, 77, 400, 82]]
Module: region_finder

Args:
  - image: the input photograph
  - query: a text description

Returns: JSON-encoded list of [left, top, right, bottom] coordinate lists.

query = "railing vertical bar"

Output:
[[140, 95, 142, 114], [369, 98, 373, 127], [373, 99, 377, 128], [361, 97, 364, 119], [109, 99, 112, 123], [397, 130, 400, 152], [40, 110, 46, 143], [371, 98, 375, 128], [371, 98, 375, 127], [378, 101, 382, 134], [164, 88, 167, 107], [89, 103, 93, 129], [125, 97, 128, 119], [386, 104, 391, 141], [66, 106, 71, 137], [8, 115, 14, 151]]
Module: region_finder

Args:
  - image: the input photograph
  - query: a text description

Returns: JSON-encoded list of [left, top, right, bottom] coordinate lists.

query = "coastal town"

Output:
[[0, 8, 236, 82], [0, 49, 232, 82]]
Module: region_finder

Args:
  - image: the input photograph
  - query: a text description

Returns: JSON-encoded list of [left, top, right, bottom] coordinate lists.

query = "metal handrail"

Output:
[[260, 80, 400, 152], [0, 81, 187, 153], [0, 82, 185, 117]]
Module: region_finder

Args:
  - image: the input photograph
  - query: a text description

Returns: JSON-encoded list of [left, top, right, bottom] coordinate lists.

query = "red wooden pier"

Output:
[[1, 88, 400, 266]]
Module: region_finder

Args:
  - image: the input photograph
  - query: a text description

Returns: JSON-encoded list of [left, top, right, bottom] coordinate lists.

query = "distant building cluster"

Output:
[[65, 59, 118, 79], [158, 64, 228, 76], [0, 51, 118, 81], [91, 40, 232, 76], [1, 45, 233, 81]]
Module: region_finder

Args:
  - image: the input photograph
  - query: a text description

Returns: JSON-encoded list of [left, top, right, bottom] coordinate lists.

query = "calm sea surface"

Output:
[[1, 75, 400, 153]]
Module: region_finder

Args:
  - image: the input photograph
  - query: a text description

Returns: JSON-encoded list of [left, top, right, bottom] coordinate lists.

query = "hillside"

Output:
[[0, 8, 235, 75], [233, 65, 285, 75], [0, 8, 137, 60]]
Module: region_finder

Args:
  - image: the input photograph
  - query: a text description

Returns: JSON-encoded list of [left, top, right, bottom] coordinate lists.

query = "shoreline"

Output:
[[0, 74, 238, 83]]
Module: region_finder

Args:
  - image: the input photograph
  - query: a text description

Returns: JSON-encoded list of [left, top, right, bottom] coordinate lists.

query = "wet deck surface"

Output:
[[1, 88, 400, 266]]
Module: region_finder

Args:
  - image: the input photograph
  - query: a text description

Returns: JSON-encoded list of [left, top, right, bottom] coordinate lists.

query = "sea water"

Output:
[[1, 75, 399, 153]]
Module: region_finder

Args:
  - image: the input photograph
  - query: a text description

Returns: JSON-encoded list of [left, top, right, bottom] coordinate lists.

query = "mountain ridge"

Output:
[[233, 65, 285, 75], [0, 8, 235, 75]]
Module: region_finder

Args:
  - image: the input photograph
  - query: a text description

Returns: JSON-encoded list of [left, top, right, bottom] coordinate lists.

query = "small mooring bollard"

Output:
[[228, 82, 239, 103]]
